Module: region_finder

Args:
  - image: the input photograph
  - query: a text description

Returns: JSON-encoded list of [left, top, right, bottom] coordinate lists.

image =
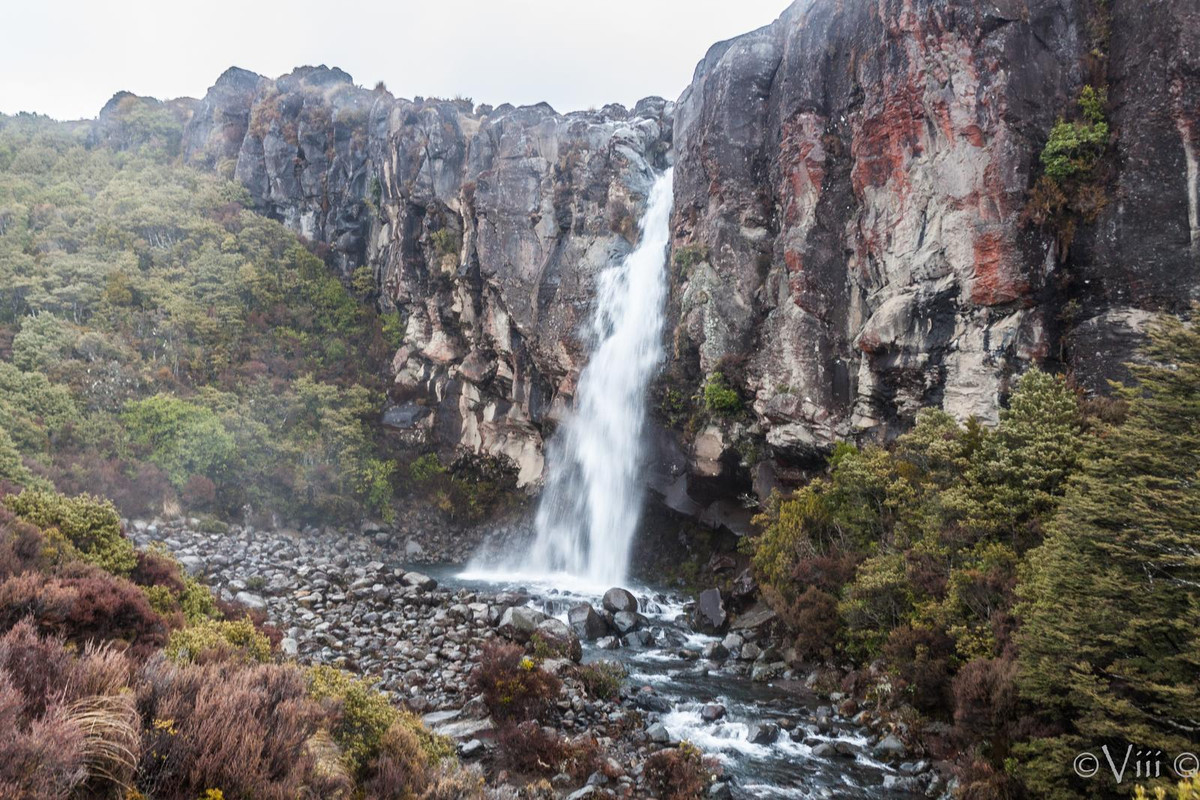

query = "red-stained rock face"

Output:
[[669, 0, 1200, 495]]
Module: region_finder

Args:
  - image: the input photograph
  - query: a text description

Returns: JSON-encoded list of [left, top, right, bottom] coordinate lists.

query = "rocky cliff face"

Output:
[[173, 65, 671, 486], [667, 0, 1199, 500], [108, 0, 1198, 521]]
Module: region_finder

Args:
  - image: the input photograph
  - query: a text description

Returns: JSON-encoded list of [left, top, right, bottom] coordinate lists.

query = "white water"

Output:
[[464, 168, 674, 590]]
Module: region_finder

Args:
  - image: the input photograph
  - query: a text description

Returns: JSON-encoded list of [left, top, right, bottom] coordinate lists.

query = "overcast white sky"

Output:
[[1, 0, 790, 120]]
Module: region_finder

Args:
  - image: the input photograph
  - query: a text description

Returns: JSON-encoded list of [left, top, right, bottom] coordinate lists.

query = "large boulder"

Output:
[[692, 588, 728, 634], [611, 610, 649, 635], [568, 603, 611, 641], [496, 606, 548, 643], [602, 587, 639, 614], [534, 618, 582, 662]]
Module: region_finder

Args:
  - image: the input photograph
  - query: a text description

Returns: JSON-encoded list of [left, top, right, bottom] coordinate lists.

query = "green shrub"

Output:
[[179, 576, 218, 623], [1025, 85, 1111, 255], [430, 228, 460, 257], [164, 617, 272, 664], [306, 664, 399, 775], [408, 453, 445, 483], [673, 244, 710, 275], [703, 372, 741, 416], [573, 660, 625, 701], [838, 553, 915, 658], [2, 489, 136, 576]]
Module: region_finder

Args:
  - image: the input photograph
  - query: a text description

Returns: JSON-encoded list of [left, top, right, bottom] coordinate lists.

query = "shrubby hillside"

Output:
[[741, 314, 1200, 797], [0, 111, 403, 524]]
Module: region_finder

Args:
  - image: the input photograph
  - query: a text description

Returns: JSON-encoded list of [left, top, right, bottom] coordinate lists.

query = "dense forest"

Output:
[[0, 110, 402, 525], [743, 315, 1200, 798]]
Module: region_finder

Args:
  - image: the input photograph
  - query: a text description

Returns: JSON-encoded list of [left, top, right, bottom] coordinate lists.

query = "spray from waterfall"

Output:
[[464, 168, 674, 590]]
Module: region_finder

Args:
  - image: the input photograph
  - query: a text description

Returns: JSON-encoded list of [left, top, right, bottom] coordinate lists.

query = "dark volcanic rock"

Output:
[[569, 603, 611, 641], [692, 588, 728, 634], [668, 0, 1200, 493], [602, 588, 639, 615]]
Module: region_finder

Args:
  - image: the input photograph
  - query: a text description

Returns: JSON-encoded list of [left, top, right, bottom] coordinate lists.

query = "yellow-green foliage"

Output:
[[305, 665, 454, 777], [1135, 776, 1200, 800], [837, 553, 913, 657], [2, 489, 137, 576], [179, 576, 219, 623], [1026, 85, 1111, 254], [703, 372, 741, 416], [165, 618, 271, 664], [307, 665, 397, 774]]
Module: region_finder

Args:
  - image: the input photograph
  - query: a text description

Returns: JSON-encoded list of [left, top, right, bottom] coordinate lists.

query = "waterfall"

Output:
[[466, 168, 674, 590]]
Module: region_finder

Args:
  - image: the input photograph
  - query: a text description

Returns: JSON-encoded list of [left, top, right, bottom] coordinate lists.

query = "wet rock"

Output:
[[702, 641, 729, 660], [751, 662, 786, 683], [730, 603, 777, 632], [568, 603, 610, 641], [496, 606, 548, 643], [595, 636, 621, 650], [535, 618, 582, 662], [611, 610, 648, 635], [692, 588, 727, 634], [234, 591, 266, 611], [459, 738, 485, 759], [811, 742, 837, 758], [721, 633, 744, 653], [873, 734, 907, 760], [645, 723, 671, 744], [602, 587, 639, 614], [700, 704, 726, 722], [402, 572, 437, 591], [882, 774, 926, 792], [748, 722, 780, 744], [633, 690, 672, 714], [623, 629, 655, 648], [708, 782, 733, 800]]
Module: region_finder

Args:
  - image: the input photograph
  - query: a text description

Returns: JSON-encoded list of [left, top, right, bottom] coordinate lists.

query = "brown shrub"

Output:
[[0, 565, 170, 657], [789, 586, 839, 661], [130, 549, 186, 594], [952, 655, 1018, 750], [790, 551, 859, 595], [644, 742, 720, 800], [0, 509, 52, 580], [472, 641, 561, 723], [882, 625, 956, 714], [135, 658, 328, 800], [181, 474, 217, 511], [955, 756, 1021, 800], [0, 676, 88, 800], [496, 721, 567, 775], [0, 619, 74, 718], [48, 454, 174, 520]]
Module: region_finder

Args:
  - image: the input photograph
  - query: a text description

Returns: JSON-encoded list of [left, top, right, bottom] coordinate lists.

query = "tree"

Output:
[[122, 394, 235, 488], [12, 311, 74, 371], [1014, 313, 1200, 797]]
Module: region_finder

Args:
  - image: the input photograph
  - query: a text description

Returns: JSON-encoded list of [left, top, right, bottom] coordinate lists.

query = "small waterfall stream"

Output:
[[468, 168, 675, 589]]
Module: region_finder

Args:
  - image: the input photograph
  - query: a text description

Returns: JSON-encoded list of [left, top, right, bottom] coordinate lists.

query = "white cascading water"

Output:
[[465, 168, 674, 590]]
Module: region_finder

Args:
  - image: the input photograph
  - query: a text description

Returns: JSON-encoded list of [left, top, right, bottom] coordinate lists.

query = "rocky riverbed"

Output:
[[130, 517, 950, 799]]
